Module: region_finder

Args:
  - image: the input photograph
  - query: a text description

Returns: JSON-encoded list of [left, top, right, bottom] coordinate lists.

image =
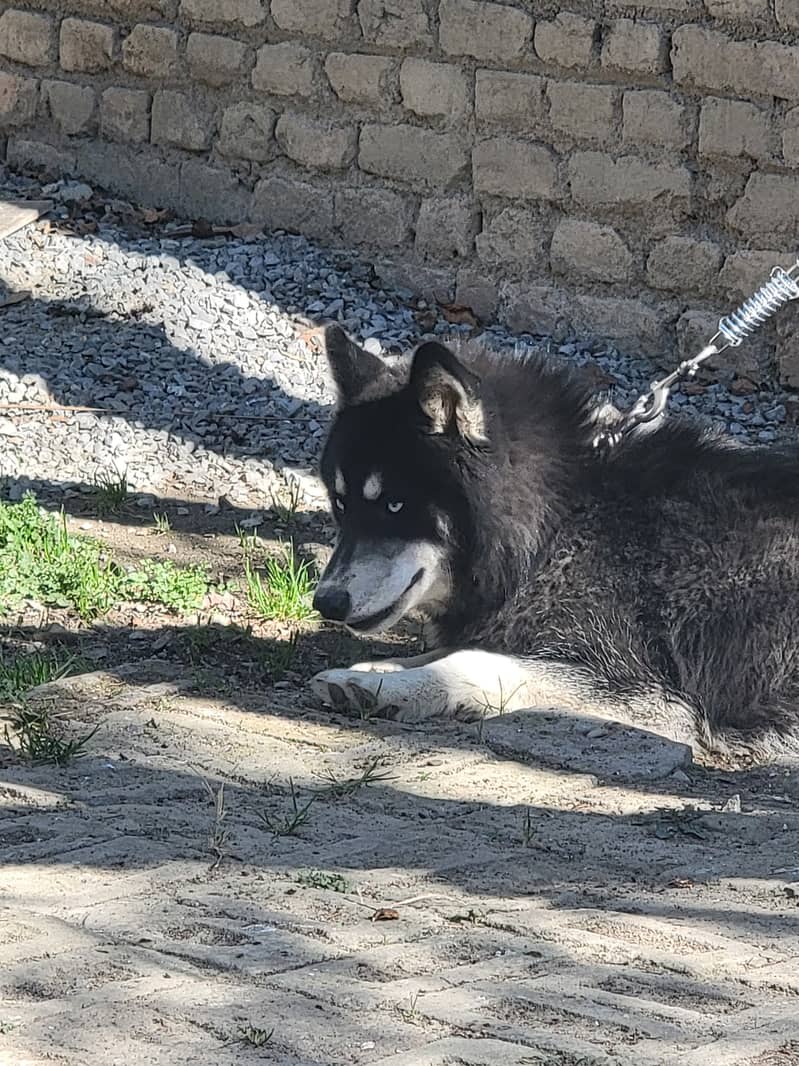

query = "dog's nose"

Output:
[[313, 587, 351, 622]]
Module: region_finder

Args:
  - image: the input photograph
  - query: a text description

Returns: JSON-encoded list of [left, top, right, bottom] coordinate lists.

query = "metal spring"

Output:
[[718, 266, 799, 346]]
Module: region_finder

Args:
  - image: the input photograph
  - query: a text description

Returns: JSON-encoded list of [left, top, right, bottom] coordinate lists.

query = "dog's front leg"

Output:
[[311, 650, 537, 722]]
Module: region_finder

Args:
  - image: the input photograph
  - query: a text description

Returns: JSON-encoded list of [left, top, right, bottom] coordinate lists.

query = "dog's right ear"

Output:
[[322, 324, 396, 407]]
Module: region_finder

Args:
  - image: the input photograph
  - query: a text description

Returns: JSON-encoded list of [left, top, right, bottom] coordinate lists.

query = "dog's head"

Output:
[[312, 325, 486, 633]]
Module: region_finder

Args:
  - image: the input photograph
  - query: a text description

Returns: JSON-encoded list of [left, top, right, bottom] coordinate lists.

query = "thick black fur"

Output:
[[321, 337, 799, 758]]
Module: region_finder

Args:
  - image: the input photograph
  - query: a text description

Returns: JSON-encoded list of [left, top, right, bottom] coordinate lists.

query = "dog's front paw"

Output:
[[310, 668, 399, 717]]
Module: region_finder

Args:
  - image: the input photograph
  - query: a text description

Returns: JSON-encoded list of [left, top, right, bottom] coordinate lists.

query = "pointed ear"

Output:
[[322, 324, 396, 407], [409, 341, 487, 443]]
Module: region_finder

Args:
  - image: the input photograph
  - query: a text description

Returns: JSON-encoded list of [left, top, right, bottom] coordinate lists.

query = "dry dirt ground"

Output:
[[2, 508, 799, 1066]]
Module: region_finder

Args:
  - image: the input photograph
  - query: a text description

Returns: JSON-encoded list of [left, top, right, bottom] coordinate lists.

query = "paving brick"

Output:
[[186, 33, 249, 87], [699, 97, 772, 160], [151, 89, 211, 151], [325, 52, 394, 106], [551, 219, 632, 282], [534, 12, 595, 69], [101, 86, 151, 144], [415, 197, 479, 259], [251, 174, 334, 239], [252, 43, 315, 97], [548, 82, 616, 143], [60, 18, 115, 73], [623, 90, 692, 149], [7, 136, 76, 177], [178, 0, 266, 26], [218, 103, 275, 161], [0, 10, 54, 67], [776, 0, 799, 28], [0, 72, 38, 127], [501, 280, 568, 338], [400, 59, 469, 121], [601, 19, 665, 75], [473, 138, 559, 200], [276, 112, 357, 171], [122, 24, 179, 78], [727, 173, 799, 240], [475, 71, 546, 130], [357, 0, 432, 49], [647, 236, 722, 294], [476, 205, 547, 265], [42, 79, 96, 136], [272, 0, 355, 40], [335, 186, 413, 246], [359, 124, 468, 188], [440, 0, 533, 63], [569, 151, 691, 216], [672, 25, 799, 102]]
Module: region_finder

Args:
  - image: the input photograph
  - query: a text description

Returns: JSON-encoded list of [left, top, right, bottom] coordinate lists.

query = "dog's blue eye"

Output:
[[335, 498, 345, 511], [387, 501, 403, 514]]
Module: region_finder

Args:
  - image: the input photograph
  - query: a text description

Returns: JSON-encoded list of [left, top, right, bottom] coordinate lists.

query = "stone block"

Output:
[[475, 71, 546, 130], [251, 175, 335, 239], [0, 72, 38, 127], [647, 237, 722, 295], [101, 87, 150, 143], [151, 90, 211, 151], [276, 112, 357, 170], [456, 267, 499, 321], [727, 173, 799, 240], [218, 103, 275, 161], [335, 186, 412, 246], [698, 97, 772, 160], [439, 0, 533, 63], [7, 136, 76, 177], [74, 140, 181, 209], [400, 59, 469, 121], [359, 123, 468, 188], [272, 0, 355, 39], [122, 24, 179, 78], [375, 260, 455, 302], [415, 197, 479, 259], [476, 206, 547, 265], [325, 52, 394, 106], [0, 10, 54, 67], [179, 0, 266, 26], [777, 0, 799, 28], [252, 43, 315, 97], [42, 79, 96, 136], [186, 33, 249, 87], [501, 280, 568, 338], [534, 12, 594, 69], [678, 308, 769, 378], [548, 82, 616, 143], [572, 295, 669, 355], [550, 219, 633, 282], [705, 0, 770, 19], [719, 249, 797, 298], [784, 107, 799, 166], [473, 138, 559, 200], [180, 159, 251, 223], [60, 18, 115, 73], [672, 26, 799, 102], [623, 90, 691, 149], [601, 19, 665, 74], [569, 151, 691, 216], [357, 0, 431, 49]]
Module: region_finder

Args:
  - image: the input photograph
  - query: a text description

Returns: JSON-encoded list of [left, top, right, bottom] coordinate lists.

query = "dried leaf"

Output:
[[440, 302, 479, 327], [371, 907, 400, 922]]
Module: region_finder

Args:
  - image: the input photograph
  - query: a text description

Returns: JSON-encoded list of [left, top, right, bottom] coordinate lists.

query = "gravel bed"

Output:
[[0, 166, 797, 518]]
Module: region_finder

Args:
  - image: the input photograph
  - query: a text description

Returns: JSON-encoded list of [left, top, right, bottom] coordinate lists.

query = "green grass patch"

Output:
[[0, 494, 208, 620], [93, 470, 129, 515], [295, 869, 351, 893], [243, 540, 316, 623], [3, 700, 98, 766], [0, 649, 84, 701]]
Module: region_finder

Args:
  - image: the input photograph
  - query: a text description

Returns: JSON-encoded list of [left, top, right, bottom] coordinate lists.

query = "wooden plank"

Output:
[[0, 198, 52, 239]]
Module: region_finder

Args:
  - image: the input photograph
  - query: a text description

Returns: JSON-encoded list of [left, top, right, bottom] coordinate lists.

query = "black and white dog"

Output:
[[310, 325, 799, 761]]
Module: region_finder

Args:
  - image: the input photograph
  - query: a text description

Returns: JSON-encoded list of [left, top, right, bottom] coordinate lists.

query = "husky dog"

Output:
[[310, 325, 799, 760]]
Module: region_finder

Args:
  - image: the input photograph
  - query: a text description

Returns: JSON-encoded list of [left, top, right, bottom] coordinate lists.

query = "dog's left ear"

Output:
[[410, 342, 487, 443], [322, 324, 397, 407]]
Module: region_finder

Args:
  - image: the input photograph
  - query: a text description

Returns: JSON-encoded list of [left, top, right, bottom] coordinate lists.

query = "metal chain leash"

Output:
[[593, 259, 799, 451]]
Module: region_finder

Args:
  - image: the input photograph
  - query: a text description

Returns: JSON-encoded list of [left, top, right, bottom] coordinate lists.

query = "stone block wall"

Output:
[[0, 0, 798, 382]]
